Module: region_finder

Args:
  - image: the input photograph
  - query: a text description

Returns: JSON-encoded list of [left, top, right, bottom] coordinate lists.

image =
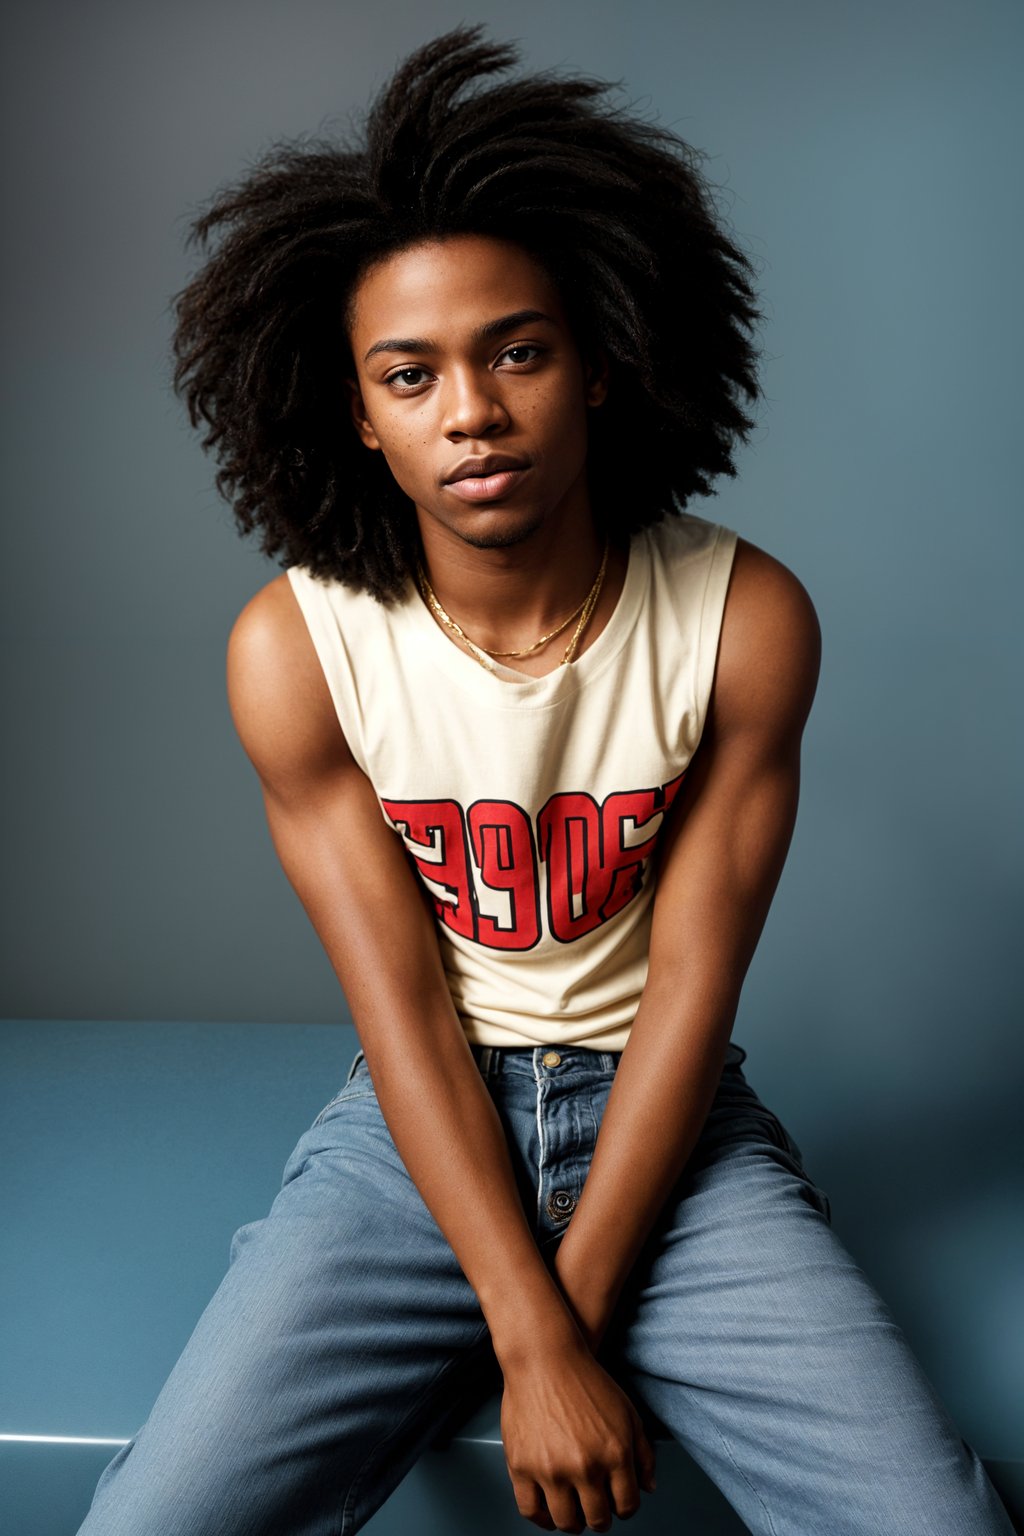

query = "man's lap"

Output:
[[78, 1047, 1014, 1535], [599, 1102, 1013, 1534]]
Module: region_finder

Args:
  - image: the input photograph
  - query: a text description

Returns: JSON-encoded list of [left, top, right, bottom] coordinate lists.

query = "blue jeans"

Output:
[[78, 1041, 1014, 1535]]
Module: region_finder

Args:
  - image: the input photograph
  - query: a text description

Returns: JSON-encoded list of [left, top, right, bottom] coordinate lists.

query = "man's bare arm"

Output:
[[550, 538, 822, 1348], [226, 574, 658, 1530], [227, 572, 583, 1361]]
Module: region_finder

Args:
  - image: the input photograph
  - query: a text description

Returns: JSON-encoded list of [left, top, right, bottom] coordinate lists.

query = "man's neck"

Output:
[[416, 505, 618, 650]]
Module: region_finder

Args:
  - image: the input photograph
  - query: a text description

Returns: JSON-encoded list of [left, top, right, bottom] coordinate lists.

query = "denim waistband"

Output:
[[470, 1039, 748, 1081], [470, 1043, 621, 1080]]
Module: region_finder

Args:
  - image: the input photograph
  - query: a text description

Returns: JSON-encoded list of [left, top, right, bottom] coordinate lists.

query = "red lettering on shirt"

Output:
[[382, 770, 685, 951], [467, 799, 541, 950], [380, 797, 476, 939], [538, 773, 686, 941]]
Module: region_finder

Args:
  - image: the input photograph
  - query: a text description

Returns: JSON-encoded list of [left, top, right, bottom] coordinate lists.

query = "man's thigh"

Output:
[[601, 1080, 1014, 1536], [78, 1061, 492, 1536]]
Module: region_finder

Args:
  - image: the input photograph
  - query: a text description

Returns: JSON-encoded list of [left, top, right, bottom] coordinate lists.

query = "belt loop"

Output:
[[479, 1046, 494, 1078]]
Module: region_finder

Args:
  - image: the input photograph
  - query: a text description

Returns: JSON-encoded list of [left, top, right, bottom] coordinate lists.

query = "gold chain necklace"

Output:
[[415, 539, 610, 674]]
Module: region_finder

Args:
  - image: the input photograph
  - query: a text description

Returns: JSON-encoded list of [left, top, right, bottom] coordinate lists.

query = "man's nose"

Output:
[[442, 369, 509, 438]]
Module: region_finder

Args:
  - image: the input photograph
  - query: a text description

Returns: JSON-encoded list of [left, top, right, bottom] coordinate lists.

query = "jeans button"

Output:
[[542, 1051, 562, 1067], [546, 1190, 576, 1220]]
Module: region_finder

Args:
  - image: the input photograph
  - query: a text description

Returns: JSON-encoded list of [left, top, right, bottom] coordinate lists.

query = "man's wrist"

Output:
[[482, 1269, 586, 1372], [490, 1311, 589, 1374]]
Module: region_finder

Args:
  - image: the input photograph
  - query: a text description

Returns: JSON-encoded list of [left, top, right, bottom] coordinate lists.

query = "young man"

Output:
[[79, 25, 1014, 1536]]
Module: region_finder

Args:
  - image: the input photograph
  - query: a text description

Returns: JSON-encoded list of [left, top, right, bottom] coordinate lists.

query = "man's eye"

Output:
[[501, 344, 541, 365], [387, 366, 430, 389]]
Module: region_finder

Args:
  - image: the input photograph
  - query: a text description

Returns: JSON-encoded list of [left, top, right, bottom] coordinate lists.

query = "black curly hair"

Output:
[[171, 23, 765, 603]]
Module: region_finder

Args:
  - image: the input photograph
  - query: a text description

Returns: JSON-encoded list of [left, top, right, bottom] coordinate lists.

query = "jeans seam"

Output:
[[312, 1051, 368, 1127], [709, 1418, 780, 1536], [533, 1054, 546, 1232], [568, 1088, 587, 1206], [311, 1089, 374, 1127], [587, 1085, 601, 1158], [337, 1321, 493, 1536]]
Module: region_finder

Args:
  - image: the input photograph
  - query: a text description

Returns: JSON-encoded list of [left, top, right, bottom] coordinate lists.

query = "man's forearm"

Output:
[[550, 968, 740, 1349], [550, 689, 809, 1348], [365, 1013, 585, 1368]]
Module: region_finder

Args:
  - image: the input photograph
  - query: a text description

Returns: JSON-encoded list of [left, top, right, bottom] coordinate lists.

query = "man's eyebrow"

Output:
[[362, 309, 556, 364]]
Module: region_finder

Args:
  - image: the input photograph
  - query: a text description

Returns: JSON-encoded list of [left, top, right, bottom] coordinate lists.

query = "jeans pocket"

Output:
[[760, 1117, 835, 1226], [809, 1182, 834, 1224], [709, 1082, 801, 1159], [706, 1075, 834, 1225], [310, 1049, 371, 1126]]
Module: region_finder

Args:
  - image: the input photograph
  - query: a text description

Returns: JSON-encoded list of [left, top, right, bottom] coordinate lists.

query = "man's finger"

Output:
[[641, 1432, 658, 1491], [510, 1474, 555, 1529], [579, 1476, 616, 1531], [608, 1463, 644, 1520], [631, 1410, 658, 1492]]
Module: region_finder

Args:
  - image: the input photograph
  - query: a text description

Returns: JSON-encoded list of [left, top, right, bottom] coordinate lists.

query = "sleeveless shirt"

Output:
[[286, 510, 738, 1051]]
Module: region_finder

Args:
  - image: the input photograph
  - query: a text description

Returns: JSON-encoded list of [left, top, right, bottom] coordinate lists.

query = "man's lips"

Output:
[[443, 467, 531, 502]]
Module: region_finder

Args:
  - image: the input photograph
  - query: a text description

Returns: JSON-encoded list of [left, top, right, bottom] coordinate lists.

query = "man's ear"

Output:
[[345, 378, 381, 451], [583, 346, 610, 408]]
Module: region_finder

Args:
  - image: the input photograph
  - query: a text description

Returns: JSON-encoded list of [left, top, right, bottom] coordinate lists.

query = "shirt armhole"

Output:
[[692, 523, 739, 749], [285, 565, 372, 777]]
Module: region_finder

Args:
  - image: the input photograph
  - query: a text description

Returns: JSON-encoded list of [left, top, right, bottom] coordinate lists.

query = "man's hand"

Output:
[[500, 1333, 657, 1532]]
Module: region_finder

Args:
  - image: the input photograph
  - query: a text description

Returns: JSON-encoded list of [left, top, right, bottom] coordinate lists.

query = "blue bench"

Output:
[[3, 1020, 1020, 1534]]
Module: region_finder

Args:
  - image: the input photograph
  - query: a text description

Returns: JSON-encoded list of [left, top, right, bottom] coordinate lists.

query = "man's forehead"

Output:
[[361, 308, 561, 365], [348, 236, 566, 342]]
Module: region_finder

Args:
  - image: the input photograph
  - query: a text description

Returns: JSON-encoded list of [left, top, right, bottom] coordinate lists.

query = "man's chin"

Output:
[[457, 521, 542, 550]]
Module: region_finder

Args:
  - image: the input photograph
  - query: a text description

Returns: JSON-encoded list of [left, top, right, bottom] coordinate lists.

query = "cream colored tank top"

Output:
[[287, 510, 738, 1051]]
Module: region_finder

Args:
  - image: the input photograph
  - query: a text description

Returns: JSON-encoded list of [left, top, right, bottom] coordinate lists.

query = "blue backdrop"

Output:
[[2, 0, 1021, 1494]]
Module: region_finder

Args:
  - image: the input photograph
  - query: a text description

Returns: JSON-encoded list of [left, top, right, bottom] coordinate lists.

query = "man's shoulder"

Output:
[[227, 571, 356, 781], [711, 535, 821, 740], [727, 536, 818, 628], [228, 570, 302, 669]]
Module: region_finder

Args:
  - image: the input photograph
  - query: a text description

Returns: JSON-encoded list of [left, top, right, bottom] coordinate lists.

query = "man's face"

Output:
[[344, 233, 607, 551]]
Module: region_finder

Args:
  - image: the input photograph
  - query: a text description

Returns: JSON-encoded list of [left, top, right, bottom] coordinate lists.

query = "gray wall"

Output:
[[2, 0, 1022, 1452]]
